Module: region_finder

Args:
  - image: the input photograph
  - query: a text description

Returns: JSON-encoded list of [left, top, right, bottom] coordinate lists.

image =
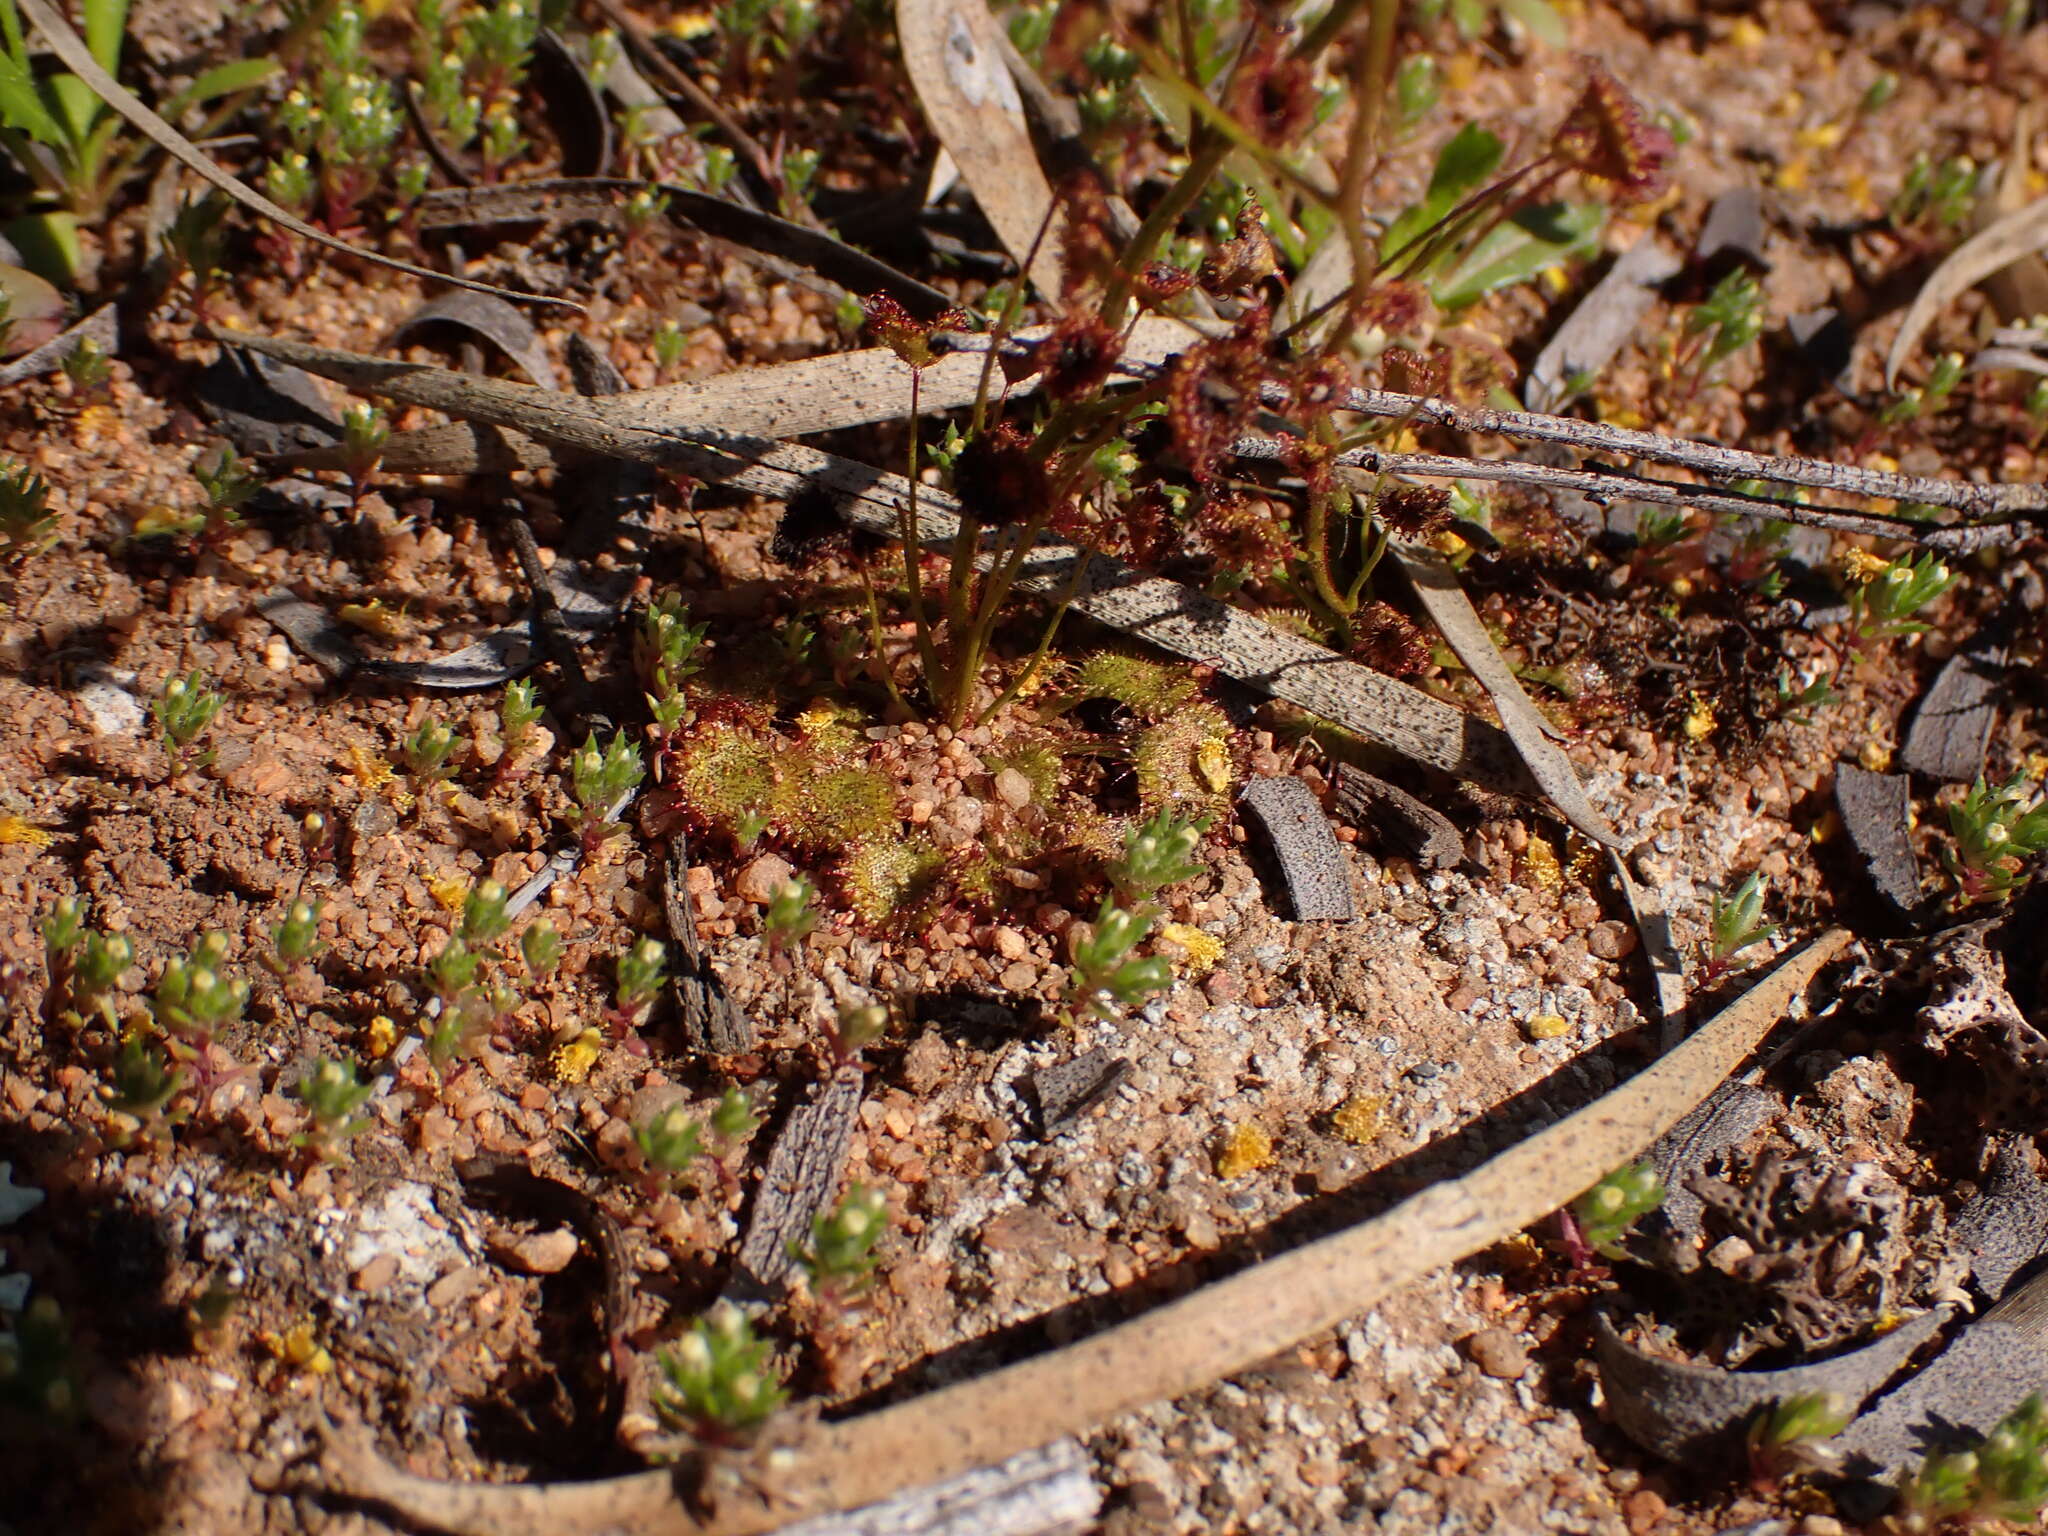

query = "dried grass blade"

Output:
[[1384, 536, 1625, 850], [1885, 191, 2048, 389]]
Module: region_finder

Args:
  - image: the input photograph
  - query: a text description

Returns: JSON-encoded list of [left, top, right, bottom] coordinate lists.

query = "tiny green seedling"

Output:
[[460, 880, 512, 946], [339, 402, 388, 505], [1063, 899, 1173, 1027], [152, 931, 249, 1072], [763, 875, 820, 960], [1679, 267, 1764, 387], [568, 730, 645, 849], [42, 897, 130, 1024], [611, 937, 667, 1036], [1847, 552, 1958, 646], [1881, 350, 1964, 426], [1706, 872, 1777, 980], [498, 678, 544, 765], [186, 445, 263, 542], [291, 1056, 375, 1161], [0, 462, 56, 560], [1107, 809, 1209, 904], [791, 1183, 888, 1300], [1564, 1160, 1664, 1264], [402, 717, 464, 787], [1944, 773, 2048, 906], [99, 1032, 188, 1149], [825, 1001, 888, 1064], [653, 1301, 788, 1440], [634, 1102, 703, 1190], [651, 318, 688, 373], [1897, 1392, 2048, 1530], [152, 671, 223, 772], [519, 919, 562, 978], [1747, 1391, 1853, 1488], [267, 899, 323, 974], [61, 337, 110, 393]]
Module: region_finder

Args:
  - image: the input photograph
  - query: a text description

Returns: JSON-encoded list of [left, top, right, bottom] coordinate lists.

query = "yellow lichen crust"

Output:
[[1331, 1095, 1384, 1146], [1526, 1013, 1571, 1040], [1519, 836, 1563, 894], [550, 1028, 605, 1084], [427, 875, 469, 914], [1158, 922, 1223, 976], [0, 815, 52, 847], [1215, 1122, 1275, 1179]]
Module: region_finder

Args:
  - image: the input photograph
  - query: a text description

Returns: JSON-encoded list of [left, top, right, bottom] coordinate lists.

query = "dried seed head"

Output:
[[1551, 60, 1673, 203], [1198, 491, 1298, 584], [1034, 312, 1122, 402], [771, 482, 849, 564], [952, 423, 1049, 527], [1055, 168, 1117, 301], [1137, 261, 1196, 307], [1348, 601, 1431, 677], [1374, 484, 1452, 540], [1379, 346, 1445, 399], [1199, 200, 1281, 294]]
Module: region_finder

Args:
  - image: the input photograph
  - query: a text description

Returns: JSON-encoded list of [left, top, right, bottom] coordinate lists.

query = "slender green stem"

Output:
[[976, 538, 1098, 727], [897, 370, 946, 701], [1329, 0, 1399, 347], [1099, 133, 1231, 325]]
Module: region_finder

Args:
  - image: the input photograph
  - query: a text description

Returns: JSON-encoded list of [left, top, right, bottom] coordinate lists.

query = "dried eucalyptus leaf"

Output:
[[1835, 1269, 2048, 1493], [531, 28, 612, 179], [1595, 1306, 1948, 1465], [896, 0, 1064, 298], [387, 291, 560, 390]]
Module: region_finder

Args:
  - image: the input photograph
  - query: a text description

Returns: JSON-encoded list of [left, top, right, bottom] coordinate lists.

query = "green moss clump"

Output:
[[676, 733, 780, 834], [987, 737, 1064, 808]]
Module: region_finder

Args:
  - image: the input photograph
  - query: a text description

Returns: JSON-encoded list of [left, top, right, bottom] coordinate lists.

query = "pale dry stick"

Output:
[[1325, 382, 2048, 524], [275, 317, 2037, 546], [13, 0, 578, 312], [308, 931, 1851, 1536], [212, 327, 1558, 815]]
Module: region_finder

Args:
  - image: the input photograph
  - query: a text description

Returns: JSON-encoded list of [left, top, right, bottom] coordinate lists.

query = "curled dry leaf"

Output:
[[0, 261, 64, 358], [1595, 1305, 1949, 1465], [387, 291, 561, 391], [301, 932, 1851, 1536]]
